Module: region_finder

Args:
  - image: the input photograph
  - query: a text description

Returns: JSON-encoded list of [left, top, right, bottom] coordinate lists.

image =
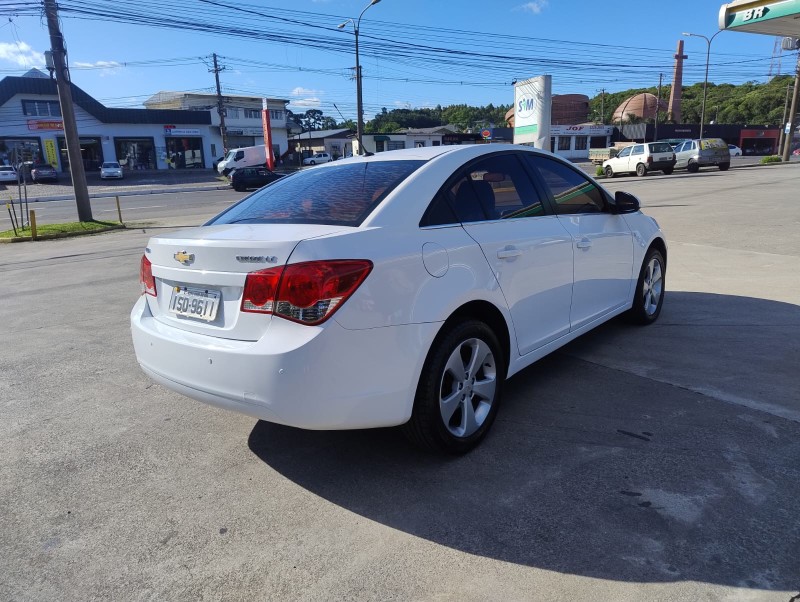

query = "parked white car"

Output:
[[603, 142, 676, 177], [303, 152, 332, 166], [100, 161, 124, 179], [0, 165, 18, 183], [132, 145, 666, 453], [728, 144, 743, 156]]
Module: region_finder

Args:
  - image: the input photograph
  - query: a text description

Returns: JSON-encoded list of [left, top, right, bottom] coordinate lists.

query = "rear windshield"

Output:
[[648, 143, 673, 153], [208, 160, 426, 227], [0, 166, 14, 172]]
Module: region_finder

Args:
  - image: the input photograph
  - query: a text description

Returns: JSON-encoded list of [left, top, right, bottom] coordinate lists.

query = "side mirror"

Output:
[[610, 190, 640, 214]]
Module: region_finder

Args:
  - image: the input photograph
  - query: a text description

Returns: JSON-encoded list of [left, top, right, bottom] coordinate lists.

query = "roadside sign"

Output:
[[786, 123, 792, 134]]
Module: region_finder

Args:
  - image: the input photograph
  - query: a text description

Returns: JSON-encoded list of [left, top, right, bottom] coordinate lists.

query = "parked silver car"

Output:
[[674, 138, 730, 173]]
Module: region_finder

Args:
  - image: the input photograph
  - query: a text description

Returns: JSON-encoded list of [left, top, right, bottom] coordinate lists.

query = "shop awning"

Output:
[[719, 0, 800, 36]]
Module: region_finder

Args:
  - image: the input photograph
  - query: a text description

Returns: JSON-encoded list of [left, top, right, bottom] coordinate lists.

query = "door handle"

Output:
[[497, 247, 522, 259], [576, 237, 592, 249]]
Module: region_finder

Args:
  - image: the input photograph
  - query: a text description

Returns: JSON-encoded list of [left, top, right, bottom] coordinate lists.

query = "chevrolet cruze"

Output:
[[131, 145, 666, 453]]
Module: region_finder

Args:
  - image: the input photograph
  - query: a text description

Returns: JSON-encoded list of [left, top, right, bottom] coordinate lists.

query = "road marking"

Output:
[[101, 206, 165, 211]]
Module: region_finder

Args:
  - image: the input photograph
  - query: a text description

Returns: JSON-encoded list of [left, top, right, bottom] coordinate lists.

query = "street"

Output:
[[1, 164, 799, 601]]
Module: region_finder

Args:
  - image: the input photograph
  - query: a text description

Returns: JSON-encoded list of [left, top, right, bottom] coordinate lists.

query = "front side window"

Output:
[[208, 160, 426, 227], [631, 145, 644, 155], [617, 147, 632, 158], [444, 154, 544, 224], [526, 156, 606, 215]]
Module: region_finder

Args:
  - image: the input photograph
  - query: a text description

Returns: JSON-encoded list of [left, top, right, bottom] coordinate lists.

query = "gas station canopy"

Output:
[[719, 0, 800, 36]]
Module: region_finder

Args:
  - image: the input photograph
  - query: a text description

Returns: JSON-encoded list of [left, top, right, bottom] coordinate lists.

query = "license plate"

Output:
[[169, 287, 221, 321]]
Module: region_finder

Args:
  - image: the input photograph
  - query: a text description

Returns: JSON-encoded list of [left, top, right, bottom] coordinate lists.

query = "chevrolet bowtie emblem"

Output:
[[174, 251, 195, 265]]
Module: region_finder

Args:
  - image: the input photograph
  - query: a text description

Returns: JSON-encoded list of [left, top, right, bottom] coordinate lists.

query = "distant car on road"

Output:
[[100, 161, 124, 179], [30, 163, 58, 183], [229, 166, 283, 192], [0, 165, 18, 183], [603, 142, 676, 177], [728, 144, 742, 157], [303, 152, 332, 166], [674, 138, 730, 172]]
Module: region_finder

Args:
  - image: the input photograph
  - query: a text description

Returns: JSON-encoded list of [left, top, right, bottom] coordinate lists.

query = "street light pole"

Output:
[[683, 30, 723, 141], [338, 0, 382, 156]]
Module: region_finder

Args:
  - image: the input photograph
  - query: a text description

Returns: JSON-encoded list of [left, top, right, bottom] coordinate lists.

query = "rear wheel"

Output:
[[718, 163, 730, 171], [687, 161, 700, 173], [403, 320, 505, 454], [627, 248, 665, 325], [636, 163, 647, 177], [604, 165, 614, 178]]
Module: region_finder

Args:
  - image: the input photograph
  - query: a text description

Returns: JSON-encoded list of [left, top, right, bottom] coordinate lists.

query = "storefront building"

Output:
[[144, 92, 292, 160], [0, 73, 215, 172], [549, 125, 614, 160]]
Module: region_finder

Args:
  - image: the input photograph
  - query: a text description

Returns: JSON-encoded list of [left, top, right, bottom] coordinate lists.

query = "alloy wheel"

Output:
[[642, 256, 663, 316]]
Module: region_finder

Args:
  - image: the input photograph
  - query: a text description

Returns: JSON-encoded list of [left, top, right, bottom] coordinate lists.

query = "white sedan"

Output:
[[131, 145, 666, 453], [0, 165, 18, 183], [728, 144, 743, 157], [100, 161, 124, 179]]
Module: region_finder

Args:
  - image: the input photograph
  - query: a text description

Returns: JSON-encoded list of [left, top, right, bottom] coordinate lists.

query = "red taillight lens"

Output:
[[140, 254, 156, 296], [240, 260, 373, 325], [241, 266, 282, 313], [647, 156, 653, 164]]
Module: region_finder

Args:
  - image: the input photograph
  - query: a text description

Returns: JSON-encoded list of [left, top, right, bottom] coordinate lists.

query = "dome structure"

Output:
[[611, 93, 668, 123]]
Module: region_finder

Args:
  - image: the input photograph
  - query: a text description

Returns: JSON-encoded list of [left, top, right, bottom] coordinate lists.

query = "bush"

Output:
[[595, 165, 604, 177], [761, 155, 782, 164]]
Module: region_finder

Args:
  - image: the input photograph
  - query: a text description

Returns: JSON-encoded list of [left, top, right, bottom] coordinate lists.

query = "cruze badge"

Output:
[[236, 255, 278, 264], [174, 251, 195, 265]]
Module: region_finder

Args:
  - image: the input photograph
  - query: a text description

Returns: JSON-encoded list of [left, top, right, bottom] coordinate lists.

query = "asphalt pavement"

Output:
[[1, 163, 798, 601]]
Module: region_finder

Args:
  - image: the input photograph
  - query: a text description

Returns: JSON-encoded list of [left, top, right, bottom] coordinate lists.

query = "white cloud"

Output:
[[74, 60, 123, 77], [517, 1, 548, 14], [0, 42, 44, 68], [291, 98, 322, 108], [292, 87, 322, 96]]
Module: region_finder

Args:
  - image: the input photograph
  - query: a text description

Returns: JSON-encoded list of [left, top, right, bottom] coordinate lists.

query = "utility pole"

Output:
[[778, 82, 792, 153], [600, 88, 605, 124], [211, 53, 228, 153], [782, 54, 800, 162], [654, 74, 663, 142], [44, 0, 92, 222]]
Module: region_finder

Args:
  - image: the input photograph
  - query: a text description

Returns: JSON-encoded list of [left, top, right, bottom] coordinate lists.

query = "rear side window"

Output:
[[208, 160, 426, 227], [649, 143, 673, 153], [526, 156, 606, 215]]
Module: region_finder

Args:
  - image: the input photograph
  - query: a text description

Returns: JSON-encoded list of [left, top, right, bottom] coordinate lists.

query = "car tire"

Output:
[[309, 160, 316, 165], [626, 247, 666, 325], [233, 184, 244, 192], [636, 163, 647, 177], [718, 163, 730, 171], [662, 167, 674, 175], [403, 320, 505, 454], [687, 161, 700, 173], [604, 166, 614, 178]]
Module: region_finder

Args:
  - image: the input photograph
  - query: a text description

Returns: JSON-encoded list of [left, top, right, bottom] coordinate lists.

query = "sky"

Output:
[[0, 0, 793, 123]]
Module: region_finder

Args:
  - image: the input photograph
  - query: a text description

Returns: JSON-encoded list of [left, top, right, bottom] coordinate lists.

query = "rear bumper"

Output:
[[130, 296, 439, 429], [649, 160, 676, 170]]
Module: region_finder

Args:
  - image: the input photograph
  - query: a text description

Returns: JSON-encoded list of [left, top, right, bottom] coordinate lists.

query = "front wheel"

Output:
[[687, 161, 700, 173], [309, 160, 316, 165], [718, 163, 730, 171], [403, 320, 505, 454], [604, 166, 614, 178], [627, 248, 666, 325]]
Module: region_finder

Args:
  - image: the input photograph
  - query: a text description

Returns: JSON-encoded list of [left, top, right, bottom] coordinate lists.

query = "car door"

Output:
[[675, 141, 693, 168], [629, 144, 644, 172], [525, 155, 634, 331], [445, 152, 574, 355], [613, 146, 632, 173]]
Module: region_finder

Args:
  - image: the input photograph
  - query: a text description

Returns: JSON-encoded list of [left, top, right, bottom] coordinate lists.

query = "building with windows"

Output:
[[289, 129, 355, 162], [144, 92, 292, 160], [0, 72, 216, 172]]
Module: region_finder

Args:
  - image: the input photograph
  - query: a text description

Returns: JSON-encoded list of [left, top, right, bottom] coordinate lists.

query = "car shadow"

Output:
[[247, 291, 800, 591]]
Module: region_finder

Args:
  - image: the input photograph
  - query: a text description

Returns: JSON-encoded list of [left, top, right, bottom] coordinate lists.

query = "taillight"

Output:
[[241, 260, 373, 325], [140, 254, 157, 296], [647, 156, 653, 164]]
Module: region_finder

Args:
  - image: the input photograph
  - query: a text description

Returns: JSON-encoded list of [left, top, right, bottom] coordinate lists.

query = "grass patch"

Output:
[[760, 155, 782, 164], [0, 220, 122, 239]]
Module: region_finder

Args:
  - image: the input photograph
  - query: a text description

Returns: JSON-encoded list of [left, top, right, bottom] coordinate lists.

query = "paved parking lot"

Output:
[[1, 164, 799, 601]]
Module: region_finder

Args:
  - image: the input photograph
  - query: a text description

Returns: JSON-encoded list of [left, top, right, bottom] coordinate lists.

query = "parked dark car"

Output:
[[30, 163, 59, 183], [229, 167, 283, 192]]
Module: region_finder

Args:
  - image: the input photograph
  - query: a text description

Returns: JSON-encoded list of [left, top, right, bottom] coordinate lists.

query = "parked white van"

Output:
[[217, 145, 268, 175]]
